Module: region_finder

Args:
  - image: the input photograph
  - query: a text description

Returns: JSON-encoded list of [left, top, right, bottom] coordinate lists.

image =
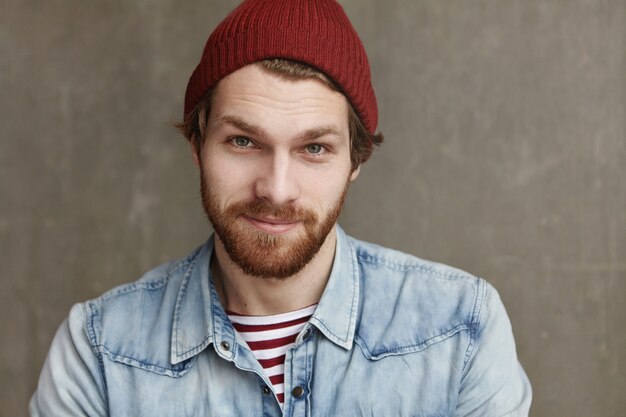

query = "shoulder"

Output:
[[349, 235, 486, 301], [87, 244, 202, 319], [348, 235, 495, 359], [75, 244, 206, 373]]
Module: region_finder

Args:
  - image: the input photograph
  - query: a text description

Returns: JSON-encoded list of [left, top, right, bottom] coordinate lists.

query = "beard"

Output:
[[200, 168, 350, 279]]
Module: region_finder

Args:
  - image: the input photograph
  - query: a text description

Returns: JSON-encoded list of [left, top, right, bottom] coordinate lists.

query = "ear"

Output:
[[190, 136, 201, 167], [349, 165, 361, 182]]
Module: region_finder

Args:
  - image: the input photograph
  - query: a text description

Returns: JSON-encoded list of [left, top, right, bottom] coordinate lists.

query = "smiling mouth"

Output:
[[242, 215, 301, 234]]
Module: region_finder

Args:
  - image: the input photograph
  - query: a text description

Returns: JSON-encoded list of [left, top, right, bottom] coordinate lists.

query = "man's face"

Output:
[[195, 64, 359, 279]]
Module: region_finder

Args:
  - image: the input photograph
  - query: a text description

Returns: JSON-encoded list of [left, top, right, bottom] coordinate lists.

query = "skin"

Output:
[[193, 64, 360, 316]]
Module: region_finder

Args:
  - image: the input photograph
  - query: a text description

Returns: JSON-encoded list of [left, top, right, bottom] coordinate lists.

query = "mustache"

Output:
[[228, 200, 317, 225]]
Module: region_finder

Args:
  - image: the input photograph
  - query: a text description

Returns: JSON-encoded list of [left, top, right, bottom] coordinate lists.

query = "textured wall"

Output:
[[1, 1, 624, 416]]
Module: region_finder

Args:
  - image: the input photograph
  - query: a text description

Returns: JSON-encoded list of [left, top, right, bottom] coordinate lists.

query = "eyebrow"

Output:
[[213, 115, 345, 143]]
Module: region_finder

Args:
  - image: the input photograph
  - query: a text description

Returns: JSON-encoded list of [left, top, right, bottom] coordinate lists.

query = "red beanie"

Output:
[[184, 0, 378, 134]]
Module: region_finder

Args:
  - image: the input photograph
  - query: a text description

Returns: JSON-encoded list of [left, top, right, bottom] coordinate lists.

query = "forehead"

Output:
[[208, 64, 350, 136]]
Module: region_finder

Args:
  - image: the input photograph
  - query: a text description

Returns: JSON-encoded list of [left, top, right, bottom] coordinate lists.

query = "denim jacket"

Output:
[[30, 226, 531, 416]]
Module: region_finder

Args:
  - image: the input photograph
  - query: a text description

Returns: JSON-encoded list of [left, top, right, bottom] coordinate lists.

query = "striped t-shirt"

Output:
[[227, 304, 316, 406]]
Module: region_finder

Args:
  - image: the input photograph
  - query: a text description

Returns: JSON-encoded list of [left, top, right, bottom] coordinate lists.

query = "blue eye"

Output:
[[233, 137, 251, 147], [306, 144, 323, 154]]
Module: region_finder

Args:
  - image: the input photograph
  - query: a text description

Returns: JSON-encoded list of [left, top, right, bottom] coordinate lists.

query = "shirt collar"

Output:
[[308, 225, 360, 350], [170, 225, 360, 364], [170, 237, 223, 364]]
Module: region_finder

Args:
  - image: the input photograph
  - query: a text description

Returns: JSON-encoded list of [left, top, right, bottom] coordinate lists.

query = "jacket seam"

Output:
[[94, 343, 193, 375], [96, 259, 191, 303], [355, 322, 471, 358], [83, 303, 110, 411], [462, 278, 486, 371], [347, 238, 359, 342], [356, 253, 470, 281]]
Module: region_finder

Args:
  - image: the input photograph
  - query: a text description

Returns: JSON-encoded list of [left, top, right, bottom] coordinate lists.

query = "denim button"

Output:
[[292, 386, 304, 398], [302, 328, 311, 339], [262, 386, 271, 395], [220, 341, 230, 351]]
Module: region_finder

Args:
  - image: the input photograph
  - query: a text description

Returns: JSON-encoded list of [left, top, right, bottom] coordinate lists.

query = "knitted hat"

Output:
[[184, 0, 378, 134]]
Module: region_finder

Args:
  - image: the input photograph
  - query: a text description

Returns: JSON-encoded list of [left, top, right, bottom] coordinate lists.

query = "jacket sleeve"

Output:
[[29, 303, 108, 416], [454, 281, 532, 417]]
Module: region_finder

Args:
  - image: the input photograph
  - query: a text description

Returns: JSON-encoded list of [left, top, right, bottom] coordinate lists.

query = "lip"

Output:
[[242, 215, 301, 234]]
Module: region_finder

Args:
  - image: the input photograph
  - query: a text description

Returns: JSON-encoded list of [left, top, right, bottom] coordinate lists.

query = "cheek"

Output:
[[201, 154, 257, 203], [304, 168, 351, 208]]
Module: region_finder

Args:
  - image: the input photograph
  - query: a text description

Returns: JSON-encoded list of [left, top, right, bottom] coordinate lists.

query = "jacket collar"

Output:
[[309, 225, 359, 350], [170, 225, 360, 365], [170, 237, 217, 365]]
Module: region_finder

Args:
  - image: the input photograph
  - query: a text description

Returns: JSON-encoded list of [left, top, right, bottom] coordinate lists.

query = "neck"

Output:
[[211, 226, 337, 316]]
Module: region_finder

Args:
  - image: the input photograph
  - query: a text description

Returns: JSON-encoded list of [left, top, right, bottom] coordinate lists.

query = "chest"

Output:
[[102, 331, 468, 417]]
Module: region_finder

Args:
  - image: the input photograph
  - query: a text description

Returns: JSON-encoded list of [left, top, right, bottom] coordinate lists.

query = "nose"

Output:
[[253, 151, 300, 206]]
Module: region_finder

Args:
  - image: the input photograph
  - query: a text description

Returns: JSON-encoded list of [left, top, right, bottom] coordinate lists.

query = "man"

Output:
[[30, 0, 531, 416]]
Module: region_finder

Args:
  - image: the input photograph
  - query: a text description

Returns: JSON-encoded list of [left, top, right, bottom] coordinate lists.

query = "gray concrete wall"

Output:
[[1, 1, 624, 416]]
